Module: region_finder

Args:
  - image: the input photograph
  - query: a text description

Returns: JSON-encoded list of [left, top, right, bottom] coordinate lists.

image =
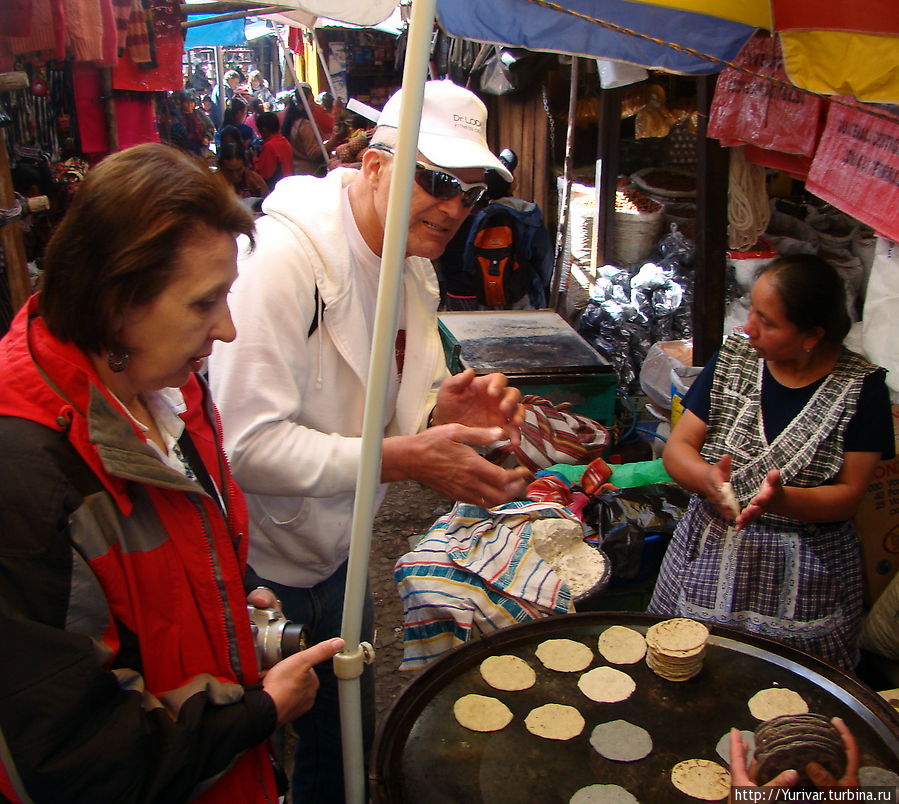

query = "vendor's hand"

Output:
[[703, 455, 740, 521], [263, 638, 344, 726], [728, 728, 798, 800], [735, 469, 782, 531], [805, 717, 860, 787], [384, 424, 531, 506], [431, 370, 524, 448]]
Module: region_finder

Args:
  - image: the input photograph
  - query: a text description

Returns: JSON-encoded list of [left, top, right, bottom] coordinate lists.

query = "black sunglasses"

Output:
[[368, 144, 487, 208]]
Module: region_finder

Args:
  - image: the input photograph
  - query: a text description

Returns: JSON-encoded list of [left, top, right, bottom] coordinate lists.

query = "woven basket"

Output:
[[612, 207, 664, 265]]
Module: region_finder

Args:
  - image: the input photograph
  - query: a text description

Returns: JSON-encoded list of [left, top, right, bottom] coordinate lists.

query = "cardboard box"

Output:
[[856, 404, 899, 607]]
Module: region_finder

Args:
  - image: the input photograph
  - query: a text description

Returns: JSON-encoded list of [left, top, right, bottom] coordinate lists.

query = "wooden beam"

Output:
[[100, 67, 119, 153], [0, 128, 32, 313], [595, 86, 621, 268], [182, 6, 284, 27], [693, 75, 729, 366], [0, 72, 29, 93], [180, 1, 293, 14]]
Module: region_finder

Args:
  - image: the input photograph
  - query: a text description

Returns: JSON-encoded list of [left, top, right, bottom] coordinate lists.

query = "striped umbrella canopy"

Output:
[[436, 0, 899, 102]]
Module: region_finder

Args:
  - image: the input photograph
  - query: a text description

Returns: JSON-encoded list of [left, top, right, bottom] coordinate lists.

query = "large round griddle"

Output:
[[371, 613, 899, 803]]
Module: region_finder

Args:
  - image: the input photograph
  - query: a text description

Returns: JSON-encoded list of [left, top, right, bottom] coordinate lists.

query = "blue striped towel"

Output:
[[394, 500, 577, 670]]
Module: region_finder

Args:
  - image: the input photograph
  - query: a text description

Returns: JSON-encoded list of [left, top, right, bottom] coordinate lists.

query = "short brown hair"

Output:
[[40, 142, 255, 355]]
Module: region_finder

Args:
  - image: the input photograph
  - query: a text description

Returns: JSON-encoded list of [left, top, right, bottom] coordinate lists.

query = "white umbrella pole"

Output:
[[335, 1, 436, 802]]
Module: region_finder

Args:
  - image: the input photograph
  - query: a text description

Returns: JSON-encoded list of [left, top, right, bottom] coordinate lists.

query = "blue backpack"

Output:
[[456, 200, 553, 309]]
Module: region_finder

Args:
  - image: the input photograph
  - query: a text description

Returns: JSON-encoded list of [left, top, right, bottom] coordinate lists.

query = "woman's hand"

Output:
[[735, 470, 782, 531], [701, 455, 741, 521], [728, 718, 859, 800], [806, 717, 859, 787], [728, 728, 798, 800], [431, 370, 524, 448], [262, 638, 345, 726]]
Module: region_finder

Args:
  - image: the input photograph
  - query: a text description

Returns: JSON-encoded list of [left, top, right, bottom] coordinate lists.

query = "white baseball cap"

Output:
[[376, 80, 513, 182]]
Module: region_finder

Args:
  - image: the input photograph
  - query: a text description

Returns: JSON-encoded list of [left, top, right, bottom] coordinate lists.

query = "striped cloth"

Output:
[[394, 501, 578, 670], [486, 395, 610, 473]]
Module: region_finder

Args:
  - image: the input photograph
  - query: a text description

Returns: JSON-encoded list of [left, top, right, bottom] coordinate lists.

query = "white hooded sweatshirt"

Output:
[[209, 169, 447, 587]]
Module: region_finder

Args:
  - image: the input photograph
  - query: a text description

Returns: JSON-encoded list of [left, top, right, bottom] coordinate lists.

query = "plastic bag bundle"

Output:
[[590, 264, 632, 306], [577, 299, 647, 393], [654, 224, 695, 273], [630, 263, 685, 344], [583, 484, 691, 582]]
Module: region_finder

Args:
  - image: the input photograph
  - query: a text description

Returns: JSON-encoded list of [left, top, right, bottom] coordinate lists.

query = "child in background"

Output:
[[252, 111, 293, 192]]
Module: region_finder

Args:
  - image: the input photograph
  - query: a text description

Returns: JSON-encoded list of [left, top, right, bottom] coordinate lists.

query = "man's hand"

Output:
[[431, 370, 524, 448], [262, 638, 345, 726], [383, 424, 531, 506]]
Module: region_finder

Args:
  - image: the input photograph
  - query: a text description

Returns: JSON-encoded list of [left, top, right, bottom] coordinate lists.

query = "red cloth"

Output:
[[311, 104, 335, 140], [112, 0, 181, 91], [0, 0, 33, 37], [74, 61, 159, 155], [772, 0, 899, 34]]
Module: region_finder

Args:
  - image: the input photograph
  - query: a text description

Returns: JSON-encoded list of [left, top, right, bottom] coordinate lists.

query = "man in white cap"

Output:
[[209, 80, 530, 803]]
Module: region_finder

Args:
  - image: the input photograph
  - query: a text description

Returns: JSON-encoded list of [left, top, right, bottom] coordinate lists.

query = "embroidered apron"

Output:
[[649, 337, 873, 670]]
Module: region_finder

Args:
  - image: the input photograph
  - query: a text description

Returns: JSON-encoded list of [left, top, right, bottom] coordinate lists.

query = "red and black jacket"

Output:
[[0, 297, 280, 803]]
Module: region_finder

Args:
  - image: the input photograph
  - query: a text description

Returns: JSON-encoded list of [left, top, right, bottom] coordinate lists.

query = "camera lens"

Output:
[[280, 622, 311, 659]]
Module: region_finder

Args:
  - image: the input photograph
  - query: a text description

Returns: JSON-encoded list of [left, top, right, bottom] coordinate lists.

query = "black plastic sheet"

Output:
[[583, 483, 691, 581]]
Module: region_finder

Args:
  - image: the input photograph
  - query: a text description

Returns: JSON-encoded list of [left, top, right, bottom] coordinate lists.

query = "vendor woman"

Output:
[[649, 254, 894, 670]]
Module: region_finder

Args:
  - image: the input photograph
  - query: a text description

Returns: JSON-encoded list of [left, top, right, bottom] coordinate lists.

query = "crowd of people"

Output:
[[0, 72, 894, 804], [165, 64, 374, 211]]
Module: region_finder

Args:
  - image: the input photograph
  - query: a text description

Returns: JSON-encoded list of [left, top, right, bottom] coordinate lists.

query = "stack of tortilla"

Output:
[[753, 713, 846, 786], [645, 618, 709, 681]]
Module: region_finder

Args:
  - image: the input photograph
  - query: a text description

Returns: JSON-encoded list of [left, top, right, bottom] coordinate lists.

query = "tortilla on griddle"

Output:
[[589, 720, 653, 762], [453, 693, 513, 732], [747, 687, 809, 721], [598, 625, 646, 665], [479, 655, 536, 691], [524, 703, 585, 740], [670, 758, 730, 801], [570, 783, 640, 803], [535, 638, 594, 672], [578, 666, 636, 703]]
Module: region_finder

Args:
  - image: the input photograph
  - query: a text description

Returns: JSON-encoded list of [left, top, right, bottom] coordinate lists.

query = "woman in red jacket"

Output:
[[0, 143, 342, 803]]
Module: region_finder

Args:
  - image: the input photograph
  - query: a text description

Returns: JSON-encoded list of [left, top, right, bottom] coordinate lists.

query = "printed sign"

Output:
[[806, 101, 899, 242]]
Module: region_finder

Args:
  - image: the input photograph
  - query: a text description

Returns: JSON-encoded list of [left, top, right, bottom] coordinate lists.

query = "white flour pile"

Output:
[[530, 518, 606, 598]]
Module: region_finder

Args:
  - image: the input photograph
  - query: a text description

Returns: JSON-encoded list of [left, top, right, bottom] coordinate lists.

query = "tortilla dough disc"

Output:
[[670, 758, 731, 801], [453, 693, 513, 732], [859, 766, 899, 789], [715, 730, 755, 766], [590, 720, 653, 762], [535, 638, 594, 672], [747, 687, 809, 721], [570, 783, 640, 804], [479, 655, 537, 691], [578, 666, 636, 703], [598, 626, 647, 665], [524, 703, 585, 740]]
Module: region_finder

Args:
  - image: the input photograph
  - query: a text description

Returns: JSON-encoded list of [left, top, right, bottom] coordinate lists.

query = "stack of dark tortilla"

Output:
[[753, 713, 846, 787]]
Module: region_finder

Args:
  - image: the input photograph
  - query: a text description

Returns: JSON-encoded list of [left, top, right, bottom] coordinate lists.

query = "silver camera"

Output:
[[247, 604, 311, 670]]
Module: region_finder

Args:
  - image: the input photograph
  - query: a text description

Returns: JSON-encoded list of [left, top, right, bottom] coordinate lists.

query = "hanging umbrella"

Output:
[[436, 0, 899, 102]]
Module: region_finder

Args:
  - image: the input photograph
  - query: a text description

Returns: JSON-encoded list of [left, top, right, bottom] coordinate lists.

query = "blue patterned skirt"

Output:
[[648, 495, 863, 670]]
